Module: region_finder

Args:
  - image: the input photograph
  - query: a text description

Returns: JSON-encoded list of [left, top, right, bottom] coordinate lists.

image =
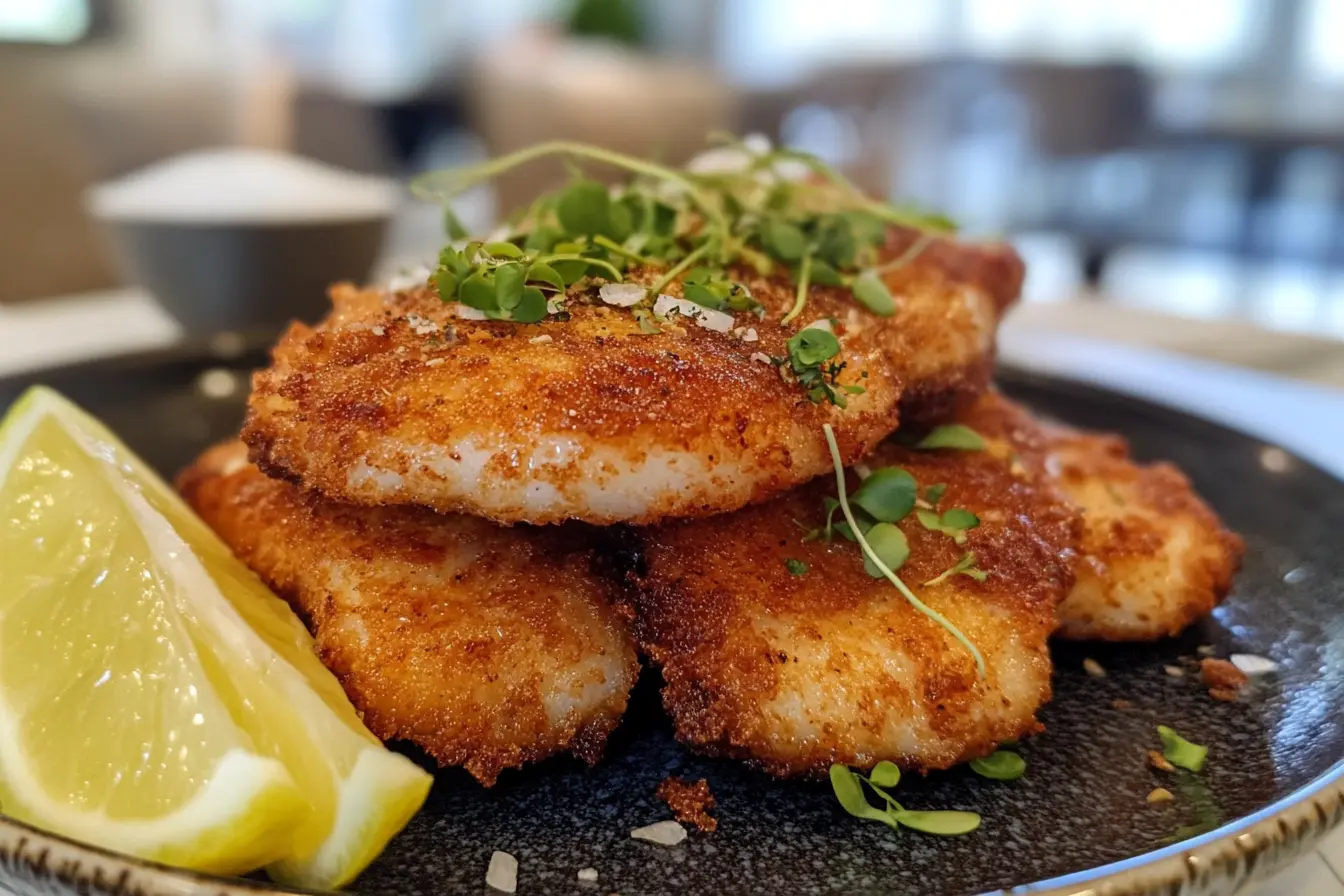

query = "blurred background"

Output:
[[4, 0, 1344, 379]]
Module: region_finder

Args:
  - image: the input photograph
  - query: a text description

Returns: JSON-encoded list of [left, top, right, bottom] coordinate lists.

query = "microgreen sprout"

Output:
[[823, 424, 986, 677], [1157, 726, 1208, 773], [924, 553, 988, 587], [785, 558, 810, 576], [829, 764, 981, 837], [969, 750, 1026, 781], [916, 508, 981, 545], [922, 483, 948, 505]]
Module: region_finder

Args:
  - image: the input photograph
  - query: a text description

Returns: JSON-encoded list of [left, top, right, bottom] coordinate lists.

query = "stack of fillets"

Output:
[[177, 228, 1242, 784]]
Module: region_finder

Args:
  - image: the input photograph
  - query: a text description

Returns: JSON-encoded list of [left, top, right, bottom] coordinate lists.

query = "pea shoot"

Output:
[[413, 135, 956, 406], [829, 763, 981, 837]]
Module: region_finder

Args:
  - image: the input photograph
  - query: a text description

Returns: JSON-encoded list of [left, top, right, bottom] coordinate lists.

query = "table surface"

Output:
[[2, 290, 1343, 895]]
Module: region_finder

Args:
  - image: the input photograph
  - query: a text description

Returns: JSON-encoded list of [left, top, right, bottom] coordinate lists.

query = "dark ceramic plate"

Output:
[[0, 343, 1341, 896]]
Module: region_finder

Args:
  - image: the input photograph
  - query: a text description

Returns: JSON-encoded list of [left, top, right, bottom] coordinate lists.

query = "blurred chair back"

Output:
[[0, 62, 119, 303]]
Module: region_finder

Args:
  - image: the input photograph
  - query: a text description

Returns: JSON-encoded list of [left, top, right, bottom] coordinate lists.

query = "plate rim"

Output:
[[0, 356, 1341, 895]]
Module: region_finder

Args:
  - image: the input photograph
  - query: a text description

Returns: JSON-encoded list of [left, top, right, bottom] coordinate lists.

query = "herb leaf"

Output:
[[852, 271, 896, 316], [869, 761, 901, 788], [969, 750, 1026, 781], [494, 262, 526, 310], [862, 523, 910, 577], [512, 286, 548, 323], [923, 483, 947, 505], [829, 765, 898, 829], [761, 217, 807, 262], [785, 558, 809, 576], [916, 425, 986, 451], [556, 179, 611, 236], [787, 327, 840, 366], [1158, 726, 1208, 773], [924, 552, 987, 586], [526, 261, 566, 293], [916, 508, 980, 545], [458, 272, 497, 313], [852, 467, 917, 522], [891, 810, 981, 837]]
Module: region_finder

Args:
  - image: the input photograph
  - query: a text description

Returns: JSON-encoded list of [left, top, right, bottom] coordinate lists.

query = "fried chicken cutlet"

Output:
[[178, 442, 639, 786], [627, 393, 1079, 778], [1043, 427, 1243, 641], [243, 229, 1022, 526]]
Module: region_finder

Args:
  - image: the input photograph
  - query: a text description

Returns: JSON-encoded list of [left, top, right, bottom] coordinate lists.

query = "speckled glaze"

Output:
[[0, 349, 1341, 896]]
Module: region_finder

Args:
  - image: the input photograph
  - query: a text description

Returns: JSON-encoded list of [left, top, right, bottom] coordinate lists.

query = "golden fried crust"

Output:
[[177, 442, 639, 786], [629, 393, 1078, 778], [242, 231, 1021, 525], [1044, 429, 1244, 641]]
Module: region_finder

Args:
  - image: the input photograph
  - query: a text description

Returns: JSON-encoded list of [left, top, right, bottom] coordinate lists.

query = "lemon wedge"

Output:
[[0, 387, 431, 887]]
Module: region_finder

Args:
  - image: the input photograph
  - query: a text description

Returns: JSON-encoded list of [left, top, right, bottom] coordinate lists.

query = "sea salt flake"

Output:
[[599, 283, 646, 307], [486, 851, 517, 893], [631, 820, 687, 846], [1230, 653, 1279, 675]]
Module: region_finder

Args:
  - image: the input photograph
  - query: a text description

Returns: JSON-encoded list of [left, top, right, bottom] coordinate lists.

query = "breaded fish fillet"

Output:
[[1044, 427, 1243, 641], [243, 230, 1022, 525], [177, 442, 639, 786], [628, 394, 1079, 777]]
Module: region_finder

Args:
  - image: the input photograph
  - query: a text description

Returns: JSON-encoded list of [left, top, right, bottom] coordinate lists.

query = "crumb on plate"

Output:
[[656, 777, 718, 833]]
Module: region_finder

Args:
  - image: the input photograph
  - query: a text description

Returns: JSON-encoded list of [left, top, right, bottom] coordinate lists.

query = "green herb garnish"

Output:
[[969, 750, 1026, 781], [1157, 726, 1208, 773], [862, 523, 909, 577], [785, 558, 809, 576], [776, 327, 862, 407], [916, 424, 987, 451], [414, 136, 955, 405], [924, 552, 988, 587], [922, 483, 947, 505], [823, 424, 985, 677], [851, 467, 917, 523], [916, 507, 980, 545], [829, 763, 981, 837]]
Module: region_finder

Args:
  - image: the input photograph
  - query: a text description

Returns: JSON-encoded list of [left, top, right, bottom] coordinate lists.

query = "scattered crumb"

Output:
[[1230, 653, 1279, 676], [1149, 750, 1176, 773], [424, 358, 445, 367], [1083, 658, 1107, 678], [1209, 687, 1241, 702], [1197, 645, 1217, 657], [749, 351, 773, 366], [742, 327, 759, 342], [1111, 699, 1133, 710], [1200, 658, 1248, 696], [529, 334, 553, 344], [577, 867, 599, 883], [370, 325, 385, 336], [1147, 787, 1175, 804], [1163, 665, 1185, 678], [631, 820, 688, 846], [657, 777, 718, 833], [486, 851, 518, 893]]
